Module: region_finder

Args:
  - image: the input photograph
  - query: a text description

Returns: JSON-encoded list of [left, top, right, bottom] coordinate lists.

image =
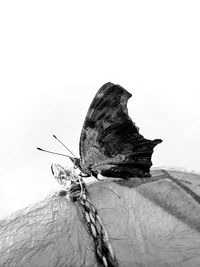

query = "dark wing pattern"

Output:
[[79, 82, 162, 178]]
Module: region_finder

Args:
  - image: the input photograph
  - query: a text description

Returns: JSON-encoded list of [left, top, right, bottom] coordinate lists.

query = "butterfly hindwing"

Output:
[[79, 82, 162, 178]]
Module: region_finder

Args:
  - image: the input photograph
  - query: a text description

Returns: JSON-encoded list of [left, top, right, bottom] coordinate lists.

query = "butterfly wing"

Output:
[[79, 82, 162, 178]]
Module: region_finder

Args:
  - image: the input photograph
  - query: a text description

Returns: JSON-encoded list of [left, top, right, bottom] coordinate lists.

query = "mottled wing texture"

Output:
[[79, 82, 162, 178]]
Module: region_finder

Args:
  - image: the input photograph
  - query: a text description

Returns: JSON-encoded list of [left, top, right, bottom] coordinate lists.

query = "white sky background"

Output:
[[0, 0, 199, 217]]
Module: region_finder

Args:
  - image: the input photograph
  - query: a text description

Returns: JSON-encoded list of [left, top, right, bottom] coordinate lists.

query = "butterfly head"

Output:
[[70, 157, 81, 169], [69, 157, 92, 177]]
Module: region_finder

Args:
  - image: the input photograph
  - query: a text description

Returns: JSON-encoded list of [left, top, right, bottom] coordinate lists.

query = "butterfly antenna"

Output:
[[53, 135, 77, 158], [37, 147, 71, 158]]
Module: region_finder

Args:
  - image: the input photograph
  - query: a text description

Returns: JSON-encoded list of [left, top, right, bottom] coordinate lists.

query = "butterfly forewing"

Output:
[[79, 82, 162, 178]]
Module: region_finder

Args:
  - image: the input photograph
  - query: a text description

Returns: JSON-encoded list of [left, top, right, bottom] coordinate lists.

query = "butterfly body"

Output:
[[70, 82, 162, 179]]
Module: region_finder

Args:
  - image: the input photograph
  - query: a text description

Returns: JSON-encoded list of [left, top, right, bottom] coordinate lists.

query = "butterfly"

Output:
[[68, 82, 162, 179]]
